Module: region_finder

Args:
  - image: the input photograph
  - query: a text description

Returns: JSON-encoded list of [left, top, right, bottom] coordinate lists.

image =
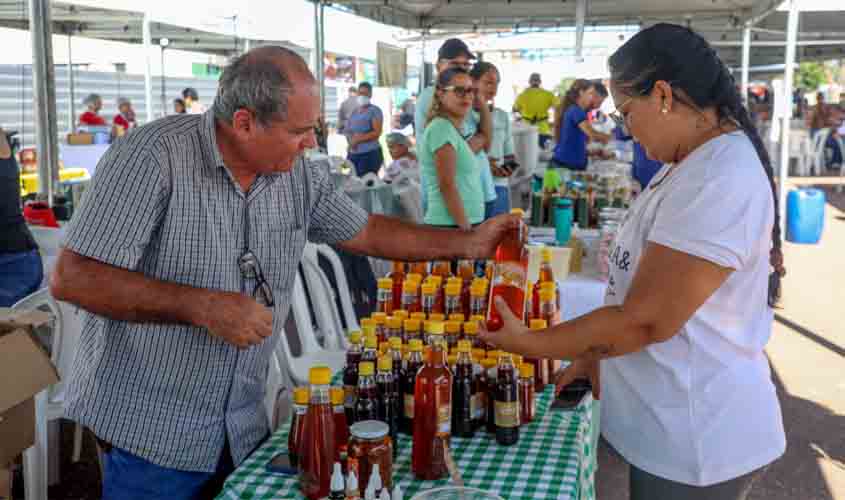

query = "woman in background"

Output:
[[551, 79, 611, 171]]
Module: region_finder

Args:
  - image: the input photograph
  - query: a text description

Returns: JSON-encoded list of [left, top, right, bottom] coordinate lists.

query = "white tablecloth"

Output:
[[59, 144, 110, 176]]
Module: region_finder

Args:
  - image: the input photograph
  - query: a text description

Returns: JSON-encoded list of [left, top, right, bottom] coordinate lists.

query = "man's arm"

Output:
[[0, 128, 11, 159], [50, 249, 273, 348]]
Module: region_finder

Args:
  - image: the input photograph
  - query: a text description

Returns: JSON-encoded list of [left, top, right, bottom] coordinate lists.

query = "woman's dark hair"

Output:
[[553, 78, 593, 141], [173, 98, 186, 113], [425, 67, 470, 127], [469, 61, 499, 81], [591, 81, 608, 97], [608, 23, 785, 306], [358, 81, 373, 93]]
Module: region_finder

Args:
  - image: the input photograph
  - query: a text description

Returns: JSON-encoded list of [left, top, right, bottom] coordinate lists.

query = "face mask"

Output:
[[358, 96, 371, 107]]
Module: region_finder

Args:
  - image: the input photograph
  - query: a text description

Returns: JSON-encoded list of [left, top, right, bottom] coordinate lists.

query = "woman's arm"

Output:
[[578, 121, 612, 144], [481, 241, 732, 361], [434, 143, 471, 230], [353, 116, 383, 144]]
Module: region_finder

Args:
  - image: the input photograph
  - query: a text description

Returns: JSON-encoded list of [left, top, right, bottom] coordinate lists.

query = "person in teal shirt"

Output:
[[419, 68, 484, 228], [415, 38, 495, 217]]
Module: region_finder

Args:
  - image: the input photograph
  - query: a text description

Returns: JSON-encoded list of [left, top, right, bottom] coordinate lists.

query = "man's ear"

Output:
[[231, 109, 255, 136]]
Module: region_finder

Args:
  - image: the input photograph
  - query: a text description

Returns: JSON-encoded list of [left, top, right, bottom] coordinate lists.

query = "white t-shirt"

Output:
[[600, 132, 786, 486]]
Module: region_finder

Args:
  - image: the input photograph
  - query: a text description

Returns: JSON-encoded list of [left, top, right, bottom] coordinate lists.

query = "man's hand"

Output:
[[466, 214, 523, 260], [198, 291, 274, 349], [467, 134, 486, 153], [552, 359, 601, 399]]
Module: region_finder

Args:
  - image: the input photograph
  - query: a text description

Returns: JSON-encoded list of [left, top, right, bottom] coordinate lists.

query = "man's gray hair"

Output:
[[117, 97, 131, 107], [83, 93, 101, 106], [213, 46, 307, 127]]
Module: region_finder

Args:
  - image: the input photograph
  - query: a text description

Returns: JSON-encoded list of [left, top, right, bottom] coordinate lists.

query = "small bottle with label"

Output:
[[361, 333, 379, 365], [376, 278, 394, 316], [494, 354, 520, 446], [372, 313, 388, 343], [344, 332, 363, 422], [401, 279, 421, 314], [420, 283, 438, 317], [538, 288, 561, 376], [402, 318, 421, 344], [444, 283, 462, 318], [400, 339, 424, 434], [376, 356, 400, 457], [385, 317, 403, 343], [412, 339, 452, 480], [355, 362, 378, 423], [444, 320, 461, 351], [451, 340, 475, 438], [519, 363, 536, 424]]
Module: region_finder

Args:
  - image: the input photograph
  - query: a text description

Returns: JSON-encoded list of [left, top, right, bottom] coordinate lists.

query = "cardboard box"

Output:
[[0, 308, 59, 466], [66, 132, 93, 145]]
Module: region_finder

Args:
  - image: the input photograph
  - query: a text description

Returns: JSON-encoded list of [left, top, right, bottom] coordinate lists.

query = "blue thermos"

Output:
[[554, 198, 573, 245], [786, 188, 825, 244]]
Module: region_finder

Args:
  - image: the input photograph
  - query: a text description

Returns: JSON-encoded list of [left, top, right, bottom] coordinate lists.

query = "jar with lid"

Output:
[[348, 420, 393, 497]]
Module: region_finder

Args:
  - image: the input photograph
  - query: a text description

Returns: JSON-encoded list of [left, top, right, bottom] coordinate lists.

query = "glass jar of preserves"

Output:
[[348, 420, 393, 497]]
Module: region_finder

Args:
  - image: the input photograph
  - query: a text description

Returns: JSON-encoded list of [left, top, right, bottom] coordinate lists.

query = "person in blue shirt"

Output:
[[415, 38, 495, 217], [613, 124, 664, 188], [345, 81, 384, 176], [551, 79, 612, 171]]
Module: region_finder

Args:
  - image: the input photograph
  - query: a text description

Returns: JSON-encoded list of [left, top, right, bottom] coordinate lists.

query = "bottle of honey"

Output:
[[480, 358, 498, 433], [376, 278, 394, 316], [300, 367, 337, 499], [494, 354, 520, 446], [538, 288, 561, 375], [430, 260, 452, 280], [428, 275, 445, 314], [385, 317, 403, 343], [403, 318, 422, 344], [401, 280, 421, 314], [362, 334, 379, 365], [401, 339, 425, 434], [451, 340, 475, 438], [471, 352, 486, 431], [462, 321, 481, 349], [539, 282, 561, 324], [456, 259, 475, 283], [469, 283, 487, 319], [331, 387, 350, 466], [412, 340, 452, 480], [371, 313, 388, 343], [424, 320, 445, 350], [387, 261, 406, 311], [408, 262, 428, 280], [354, 362, 379, 423], [289, 386, 310, 468], [518, 363, 536, 424], [534, 248, 560, 317], [444, 321, 461, 351], [420, 283, 438, 317], [444, 283, 462, 318], [526, 319, 550, 391], [344, 331, 363, 422], [387, 337, 404, 382], [376, 356, 400, 457], [428, 313, 446, 323], [486, 209, 528, 331]]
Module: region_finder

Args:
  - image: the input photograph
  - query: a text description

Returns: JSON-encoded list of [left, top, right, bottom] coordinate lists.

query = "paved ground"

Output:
[[597, 176, 845, 500]]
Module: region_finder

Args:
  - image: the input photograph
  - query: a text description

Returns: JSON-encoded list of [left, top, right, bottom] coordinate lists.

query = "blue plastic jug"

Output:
[[786, 188, 825, 244]]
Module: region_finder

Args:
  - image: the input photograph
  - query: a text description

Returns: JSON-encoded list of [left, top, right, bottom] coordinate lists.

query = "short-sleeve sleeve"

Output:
[[306, 159, 369, 245], [371, 106, 384, 123], [62, 140, 170, 271], [425, 119, 462, 155], [647, 143, 771, 270], [502, 113, 515, 157], [568, 106, 587, 127]]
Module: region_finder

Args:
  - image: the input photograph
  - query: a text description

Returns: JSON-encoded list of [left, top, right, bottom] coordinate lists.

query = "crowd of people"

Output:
[[806, 91, 845, 168]]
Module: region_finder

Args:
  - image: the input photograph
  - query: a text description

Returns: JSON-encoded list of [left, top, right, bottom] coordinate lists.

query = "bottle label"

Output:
[[404, 393, 414, 418], [495, 401, 520, 428], [437, 403, 451, 435], [344, 386, 356, 408], [495, 261, 527, 288]]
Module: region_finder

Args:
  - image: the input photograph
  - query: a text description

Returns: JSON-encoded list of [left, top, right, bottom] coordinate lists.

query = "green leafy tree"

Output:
[[555, 77, 577, 97], [796, 62, 826, 92]]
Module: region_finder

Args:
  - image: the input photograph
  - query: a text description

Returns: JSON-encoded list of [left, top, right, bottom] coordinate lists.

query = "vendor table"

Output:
[[58, 143, 110, 176], [217, 386, 596, 500]]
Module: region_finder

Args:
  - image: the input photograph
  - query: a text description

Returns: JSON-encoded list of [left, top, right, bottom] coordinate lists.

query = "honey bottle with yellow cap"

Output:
[[300, 366, 336, 499], [354, 361, 378, 423], [387, 261, 406, 310], [289, 386, 310, 468], [420, 283, 438, 317], [344, 331, 363, 422], [376, 356, 400, 457], [400, 339, 425, 434], [403, 318, 422, 344], [371, 313, 388, 343], [444, 320, 461, 351], [376, 278, 394, 316], [401, 279, 421, 314], [451, 340, 475, 438]]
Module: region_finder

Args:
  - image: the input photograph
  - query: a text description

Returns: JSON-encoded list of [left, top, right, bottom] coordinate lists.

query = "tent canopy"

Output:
[[0, 0, 308, 56]]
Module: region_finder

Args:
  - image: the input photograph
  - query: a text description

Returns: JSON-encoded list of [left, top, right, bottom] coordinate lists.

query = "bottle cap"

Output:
[[410, 312, 427, 321], [364, 334, 378, 349], [428, 313, 446, 322], [481, 358, 498, 369], [511, 208, 525, 216], [393, 310, 409, 320], [293, 387, 309, 405], [309, 366, 331, 385], [521, 363, 535, 378], [472, 348, 487, 360], [372, 312, 387, 325], [448, 313, 466, 323], [408, 339, 424, 352], [542, 248, 553, 263], [379, 341, 390, 354], [421, 283, 437, 295], [447, 354, 458, 366], [406, 272, 423, 283], [447, 276, 463, 287], [387, 316, 403, 329], [361, 318, 376, 330], [350, 420, 390, 440], [331, 462, 345, 493], [425, 321, 445, 335], [463, 321, 479, 335], [404, 318, 421, 332], [378, 277, 393, 289], [444, 321, 461, 334], [403, 280, 419, 293], [469, 314, 486, 324], [348, 330, 362, 344], [540, 281, 556, 291], [470, 284, 486, 297], [428, 275, 443, 287], [456, 340, 472, 352], [378, 356, 392, 372], [530, 319, 548, 330], [432, 340, 448, 351], [330, 387, 344, 405], [388, 336, 402, 349], [513, 355, 523, 367], [486, 350, 502, 360], [539, 288, 555, 302], [444, 283, 461, 296], [358, 361, 375, 376]]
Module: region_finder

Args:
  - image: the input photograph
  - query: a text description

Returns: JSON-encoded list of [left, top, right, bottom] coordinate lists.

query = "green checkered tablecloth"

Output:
[[218, 385, 596, 500]]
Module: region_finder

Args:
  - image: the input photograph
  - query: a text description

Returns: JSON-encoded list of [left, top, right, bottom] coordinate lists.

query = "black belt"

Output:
[[524, 115, 548, 124]]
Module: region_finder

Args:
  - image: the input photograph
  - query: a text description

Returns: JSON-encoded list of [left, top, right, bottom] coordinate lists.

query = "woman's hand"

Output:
[[552, 359, 601, 399], [479, 296, 531, 352]]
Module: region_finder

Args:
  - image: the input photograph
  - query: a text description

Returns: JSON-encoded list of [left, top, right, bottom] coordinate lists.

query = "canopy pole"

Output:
[[420, 32, 426, 92], [67, 29, 76, 134], [142, 12, 154, 123], [574, 0, 587, 61], [160, 47, 167, 118], [778, 0, 799, 236], [318, 1, 325, 118], [313, 1, 325, 118], [741, 23, 751, 108], [29, 0, 59, 206]]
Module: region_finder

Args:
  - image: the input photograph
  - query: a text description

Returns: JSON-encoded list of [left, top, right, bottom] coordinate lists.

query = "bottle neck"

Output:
[[358, 374, 375, 389], [310, 384, 331, 404], [429, 347, 447, 366]]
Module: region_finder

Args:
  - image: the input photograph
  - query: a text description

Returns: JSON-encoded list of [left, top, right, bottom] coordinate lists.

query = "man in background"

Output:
[[337, 85, 359, 136], [513, 73, 557, 148], [113, 97, 137, 132], [398, 93, 416, 132], [182, 87, 205, 114]]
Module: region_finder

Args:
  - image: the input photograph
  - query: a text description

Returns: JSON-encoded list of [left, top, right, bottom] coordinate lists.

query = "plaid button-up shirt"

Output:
[[63, 109, 369, 472]]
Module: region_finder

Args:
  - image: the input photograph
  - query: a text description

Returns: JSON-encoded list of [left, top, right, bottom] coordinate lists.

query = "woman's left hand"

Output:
[[479, 296, 531, 353]]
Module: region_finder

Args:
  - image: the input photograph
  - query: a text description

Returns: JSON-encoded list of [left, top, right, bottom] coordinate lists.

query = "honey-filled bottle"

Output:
[[494, 354, 519, 446], [412, 340, 452, 480], [486, 209, 528, 331]]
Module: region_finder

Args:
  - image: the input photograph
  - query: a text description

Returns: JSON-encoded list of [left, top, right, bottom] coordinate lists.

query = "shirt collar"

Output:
[[200, 108, 227, 170]]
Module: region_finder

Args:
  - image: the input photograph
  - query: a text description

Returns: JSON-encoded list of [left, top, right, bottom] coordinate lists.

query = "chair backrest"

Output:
[[812, 129, 831, 152], [265, 350, 291, 430], [313, 244, 360, 342], [299, 245, 345, 351], [28, 226, 67, 257], [289, 272, 324, 355]]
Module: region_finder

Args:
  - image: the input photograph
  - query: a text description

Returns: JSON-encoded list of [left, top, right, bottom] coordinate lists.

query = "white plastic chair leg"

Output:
[[22, 390, 49, 500], [72, 424, 83, 463]]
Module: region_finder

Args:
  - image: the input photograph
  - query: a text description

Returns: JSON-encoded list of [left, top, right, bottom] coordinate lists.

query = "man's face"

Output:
[[94, 99, 102, 112], [119, 103, 131, 115], [530, 77, 541, 88], [437, 55, 472, 74], [358, 86, 372, 99]]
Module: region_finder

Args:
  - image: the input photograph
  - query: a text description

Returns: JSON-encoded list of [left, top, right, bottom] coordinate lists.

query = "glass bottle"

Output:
[[451, 340, 475, 438], [456, 259, 475, 283], [527, 319, 550, 391], [376, 278, 393, 316], [428, 275, 445, 314], [424, 320, 445, 349], [331, 387, 350, 465], [463, 321, 482, 349], [371, 313, 388, 343], [471, 353, 486, 431], [344, 331, 363, 422], [385, 317, 403, 343], [376, 356, 400, 457], [420, 283, 438, 317], [402, 318, 422, 344], [401, 279, 421, 314], [518, 363, 536, 424], [362, 333, 379, 365], [408, 262, 428, 279], [387, 261, 406, 311], [387, 336, 404, 382], [444, 320, 461, 351], [348, 421, 393, 498], [354, 361, 379, 423], [524, 282, 535, 327], [535, 248, 560, 315], [412, 341, 452, 480], [487, 208, 529, 331], [430, 260, 452, 280], [539, 288, 561, 376], [481, 358, 498, 433], [289, 386, 309, 468], [401, 339, 424, 435], [444, 283, 462, 319], [300, 366, 336, 500], [494, 354, 520, 446]]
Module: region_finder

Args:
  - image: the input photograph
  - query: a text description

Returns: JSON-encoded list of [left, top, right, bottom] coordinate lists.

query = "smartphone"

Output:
[[266, 452, 298, 475], [551, 379, 591, 411]]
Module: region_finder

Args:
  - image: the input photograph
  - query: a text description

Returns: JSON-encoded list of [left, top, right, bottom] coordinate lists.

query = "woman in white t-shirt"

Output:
[[481, 23, 786, 499]]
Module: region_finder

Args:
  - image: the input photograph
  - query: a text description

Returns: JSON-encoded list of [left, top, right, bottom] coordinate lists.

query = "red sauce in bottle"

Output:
[[300, 367, 336, 500], [486, 209, 528, 331], [388, 261, 406, 311], [412, 341, 452, 480], [289, 387, 309, 468]]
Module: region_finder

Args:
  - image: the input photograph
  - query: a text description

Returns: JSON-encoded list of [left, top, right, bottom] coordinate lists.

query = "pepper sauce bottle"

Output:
[[486, 209, 529, 331], [412, 340, 452, 480]]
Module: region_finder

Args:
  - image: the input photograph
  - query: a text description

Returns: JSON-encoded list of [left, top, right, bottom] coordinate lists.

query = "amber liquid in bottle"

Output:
[[494, 356, 520, 446], [388, 262, 406, 311], [377, 279, 394, 316], [354, 363, 379, 423], [412, 343, 452, 480], [421, 284, 438, 317], [331, 388, 350, 467], [457, 260, 476, 316], [524, 283, 535, 327], [401, 342, 424, 434], [288, 391, 308, 468], [534, 255, 560, 319], [401, 281, 421, 314], [487, 211, 528, 331], [451, 345, 475, 438], [300, 375, 336, 500], [344, 339, 363, 423], [518, 366, 536, 424], [376, 359, 400, 458], [444, 285, 462, 319], [540, 293, 562, 376], [484, 361, 498, 434], [487, 282, 526, 331], [430, 260, 452, 280]]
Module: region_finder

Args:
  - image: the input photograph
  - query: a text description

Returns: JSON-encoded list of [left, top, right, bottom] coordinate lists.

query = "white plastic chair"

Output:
[[278, 273, 347, 386], [311, 244, 360, 341], [793, 137, 813, 176], [13, 289, 85, 499], [299, 244, 346, 350], [835, 136, 845, 193], [810, 129, 831, 176], [265, 350, 296, 431]]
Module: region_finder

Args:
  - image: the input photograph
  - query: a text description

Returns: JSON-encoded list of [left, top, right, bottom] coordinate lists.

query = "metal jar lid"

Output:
[[350, 420, 389, 440]]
